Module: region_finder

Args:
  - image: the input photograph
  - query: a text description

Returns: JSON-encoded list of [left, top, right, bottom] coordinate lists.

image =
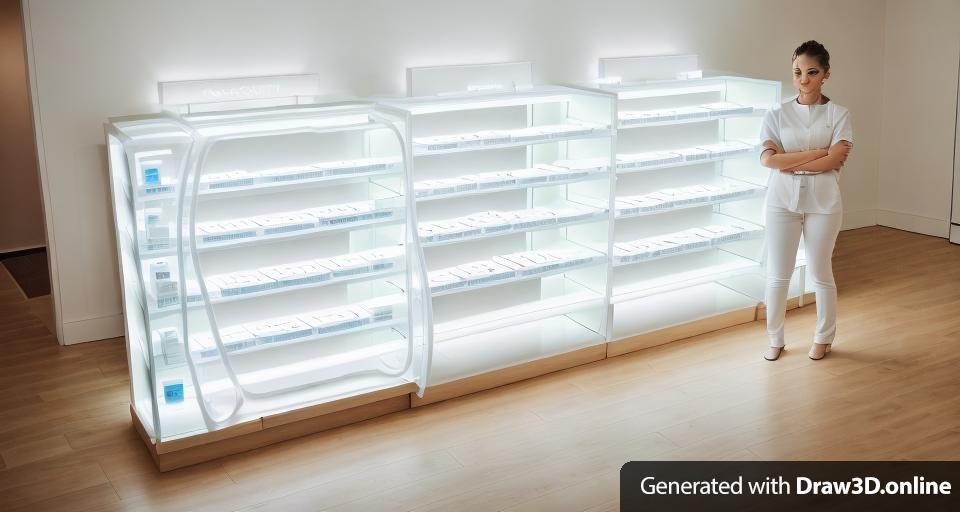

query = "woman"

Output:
[[758, 40, 853, 361]]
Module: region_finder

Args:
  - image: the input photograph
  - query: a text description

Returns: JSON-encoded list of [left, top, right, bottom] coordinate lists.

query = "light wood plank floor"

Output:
[[0, 226, 957, 511]]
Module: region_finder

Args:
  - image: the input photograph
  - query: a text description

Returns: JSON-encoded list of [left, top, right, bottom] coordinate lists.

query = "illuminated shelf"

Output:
[[613, 217, 764, 267], [607, 180, 765, 219], [151, 296, 406, 364], [135, 157, 403, 201], [618, 103, 762, 129], [412, 122, 612, 156], [419, 205, 608, 248], [139, 201, 402, 258], [612, 250, 761, 304], [615, 140, 760, 174], [413, 161, 609, 201], [428, 314, 605, 385], [429, 248, 607, 297]]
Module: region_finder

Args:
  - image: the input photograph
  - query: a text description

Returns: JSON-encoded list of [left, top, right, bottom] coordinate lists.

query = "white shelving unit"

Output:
[[381, 63, 616, 387], [106, 79, 428, 444], [588, 56, 807, 343]]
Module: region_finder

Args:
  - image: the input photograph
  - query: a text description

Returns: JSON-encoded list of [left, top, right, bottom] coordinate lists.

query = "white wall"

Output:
[[23, 0, 889, 343], [878, 0, 960, 237], [0, 0, 44, 253]]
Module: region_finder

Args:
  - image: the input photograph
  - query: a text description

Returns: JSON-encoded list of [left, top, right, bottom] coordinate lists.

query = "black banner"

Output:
[[621, 461, 959, 511]]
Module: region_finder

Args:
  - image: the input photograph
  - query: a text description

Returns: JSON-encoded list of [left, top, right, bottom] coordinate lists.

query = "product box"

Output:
[[360, 246, 404, 271], [300, 306, 371, 335], [321, 253, 372, 278], [428, 268, 470, 293], [414, 135, 459, 152], [207, 270, 278, 297], [459, 211, 513, 234], [258, 165, 324, 183], [253, 212, 316, 235], [455, 260, 516, 286], [191, 325, 258, 359], [675, 148, 711, 162], [507, 167, 553, 185], [154, 327, 184, 366], [196, 219, 260, 244], [259, 260, 333, 288], [476, 130, 512, 146], [248, 317, 313, 345], [201, 170, 259, 189]]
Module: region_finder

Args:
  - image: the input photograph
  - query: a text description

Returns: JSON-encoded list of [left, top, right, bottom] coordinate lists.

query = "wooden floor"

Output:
[[0, 226, 958, 511]]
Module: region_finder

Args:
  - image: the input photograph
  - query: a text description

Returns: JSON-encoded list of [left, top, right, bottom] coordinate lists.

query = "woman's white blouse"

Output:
[[758, 97, 854, 213]]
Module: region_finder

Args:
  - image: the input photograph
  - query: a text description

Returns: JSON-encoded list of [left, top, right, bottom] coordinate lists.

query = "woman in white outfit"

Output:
[[758, 40, 853, 361]]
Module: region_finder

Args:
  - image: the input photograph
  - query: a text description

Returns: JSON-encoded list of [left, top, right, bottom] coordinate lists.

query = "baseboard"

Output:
[[61, 313, 124, 345], [950, 224, 959, 244], [876, 209, 950, 238], [841, 209, 877, 231], [0, 244, 46, 259]]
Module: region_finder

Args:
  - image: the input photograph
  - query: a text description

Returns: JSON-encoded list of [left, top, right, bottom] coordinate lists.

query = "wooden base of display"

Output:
[[411, 344, 607, 407], [133, 383, 417, 472], [133, 297, 819, 471]]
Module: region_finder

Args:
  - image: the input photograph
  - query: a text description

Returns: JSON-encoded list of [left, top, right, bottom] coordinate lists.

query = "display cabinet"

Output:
[[587, 56, 810, 353], [380, 63, 616, 398], [106, 96, 428, 451]]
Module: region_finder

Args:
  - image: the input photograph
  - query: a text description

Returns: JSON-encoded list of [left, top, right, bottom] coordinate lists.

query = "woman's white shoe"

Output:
[[808, 343, 832, 360]]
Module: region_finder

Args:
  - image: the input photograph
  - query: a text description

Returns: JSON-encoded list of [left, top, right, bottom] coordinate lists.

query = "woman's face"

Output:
[[792, 54, 829, 96]]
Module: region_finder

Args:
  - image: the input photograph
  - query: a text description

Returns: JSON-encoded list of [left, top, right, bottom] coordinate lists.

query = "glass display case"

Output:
[[106, 101, 428, 444], [587, 57, 808, 344], [381, 80, 616, 386]]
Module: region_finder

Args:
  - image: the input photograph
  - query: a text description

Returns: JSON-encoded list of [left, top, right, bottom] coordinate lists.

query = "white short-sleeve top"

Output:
[[758, 96, 854, 213]]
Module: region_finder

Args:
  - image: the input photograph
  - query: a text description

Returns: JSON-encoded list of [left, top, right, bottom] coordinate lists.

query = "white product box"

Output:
[[673, 106, 711, 120], [428, 268, 470, 293], [360, 296, 398, 320], [640, 239, 683, 258], [504, 209, 558, 229], [360, 246, 403, 271], [321, 253, 372, 278], [154, 327, 184, 366], [201, 170, 259, 189], [473, 171, 519, 189], [509, 127, 549, 143], [248, 317, 313, 345], [696, 141, 753, 158], [253, 212, 317, 235], [507, 167, 553, 185], [534, 164, 578, 182], [149, 260, 171, 281], [455, 260, 516, 286], [259, 260, 333, 288], [552, 157, 609, 174], [300, 306, 371, 335], [196, 219, 260, 244], [259, 165, 324, 182], [476, 130, 512, 146], [419, 220, 481, 243], [701, 102, 754, 116], [414, 135, 459, 152], [434, 177, 478, 195], [500, 251, 564, 276], [459, 211, 513, 234], [663, 231, 712, 251], [309, 201, 385, 226], [675, 148, 711, 161], [192, 325, 258, 359], [207, 271, 278, 297], [154, 278, 180, 309]]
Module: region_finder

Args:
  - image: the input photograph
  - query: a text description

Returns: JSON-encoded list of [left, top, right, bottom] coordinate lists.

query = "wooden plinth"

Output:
[[133, 383, 416, 472]]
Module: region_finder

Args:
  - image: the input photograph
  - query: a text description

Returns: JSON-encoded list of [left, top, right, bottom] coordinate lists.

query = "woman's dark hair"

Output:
[[792, 40, 830, 71]]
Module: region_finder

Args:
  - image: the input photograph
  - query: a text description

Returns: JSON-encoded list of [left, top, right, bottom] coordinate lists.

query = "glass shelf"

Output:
[[413, 160, 609, 202], [613, 216, 764, 267], [618, 102, 762, 129], [616, 139, 760, 174], [151, 295, 405, 364], [138, 199, 403, 257], [605, 179, 765, 219], [412, 121, 611, 156], [419, 204, 608, 247], [428, 248, 607, 297], [135, 156, 403, 202]]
